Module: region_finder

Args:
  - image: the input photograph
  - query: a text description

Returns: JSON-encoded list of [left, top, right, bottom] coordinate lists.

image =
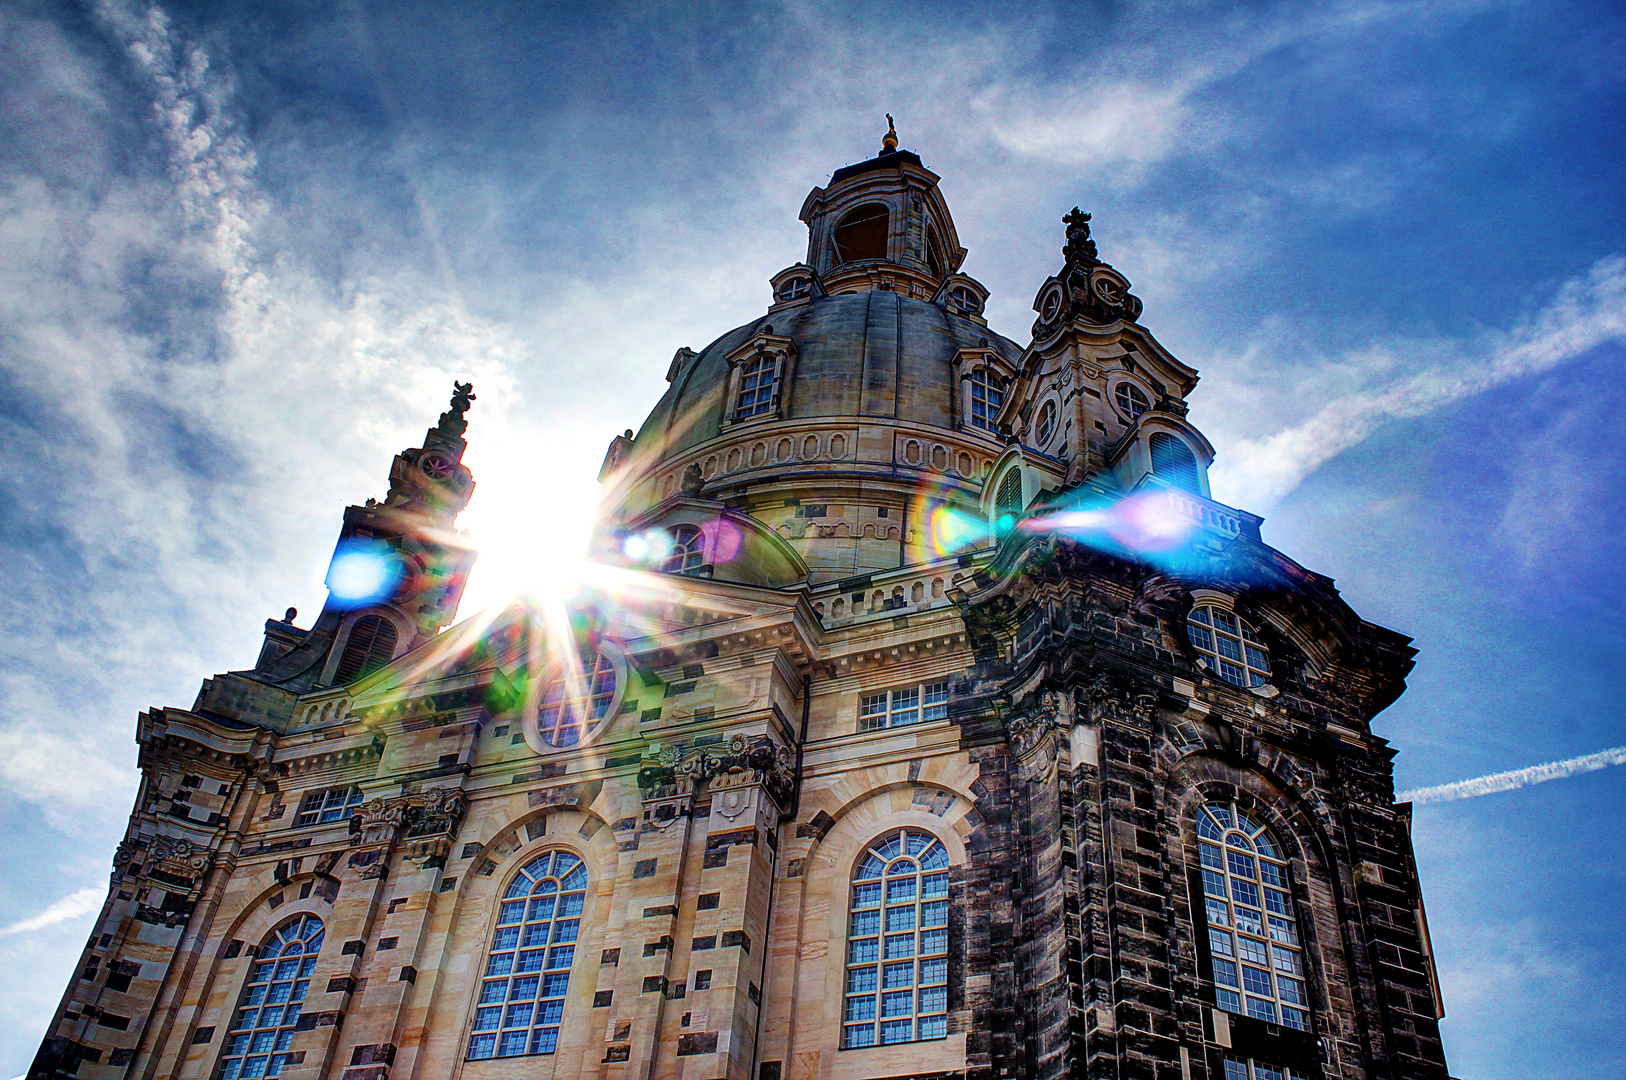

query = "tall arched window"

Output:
[[334, 614, 397, 683], [843, 829, 951, 1049], [1198, 803, 1310, 1031], [468, 850, 589, 1060], [833, 203, 889, 264], [218, 915, 323, 1079], [1150, 432, 1201, 494], [735, 355, 778, 420], [661, 525, 704, 574], [967, 368, 1003, 431]]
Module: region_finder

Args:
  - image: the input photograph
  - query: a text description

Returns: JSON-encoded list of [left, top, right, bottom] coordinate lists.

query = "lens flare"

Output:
[[622, 534, 650, 561], [326, 539, 402, 607], [1018, 489, 1211, 568]]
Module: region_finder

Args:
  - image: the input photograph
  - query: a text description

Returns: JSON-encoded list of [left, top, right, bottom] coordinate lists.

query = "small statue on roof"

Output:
[[882, 114, 899, 154], [436, 381, 477, 436], [1063, 207, 1098, 264]]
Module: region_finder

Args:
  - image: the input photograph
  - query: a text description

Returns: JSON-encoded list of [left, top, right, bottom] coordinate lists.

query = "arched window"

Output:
[[661, 524, 704, 574], [1187, 605, 1270, 688], [1150, 432, 1200, 494], [842, 829, 951, 1048], [994, 468, 1024, 531], [469, 850, 588, 1060], [833, 203, 889, 264], [535, 648, 619, 747], [735, 354, 778, 420], [926, 225, 944, 280], [218, 915, 324, 1079], [334, 614, 397, 683], [967, 368, 1003, 431], [1114, 382, 1149, 422], [1198, 803, 1310, 1031], [1036, 400, 1058, 447]]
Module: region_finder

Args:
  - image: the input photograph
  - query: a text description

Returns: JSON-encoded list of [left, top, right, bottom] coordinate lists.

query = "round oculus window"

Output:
[[1114, 382, 1149, 422], [1036, 400, 1058, 446], [529, 645, 625, 748]]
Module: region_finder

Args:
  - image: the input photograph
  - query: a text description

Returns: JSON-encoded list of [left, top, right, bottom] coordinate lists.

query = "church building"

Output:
[[33, 126, 1451, 1080]]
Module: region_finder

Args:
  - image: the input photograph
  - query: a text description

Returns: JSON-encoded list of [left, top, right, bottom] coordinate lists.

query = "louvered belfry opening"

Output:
[[1150, 432, 1200, 494], [334, 613, 398, 682]]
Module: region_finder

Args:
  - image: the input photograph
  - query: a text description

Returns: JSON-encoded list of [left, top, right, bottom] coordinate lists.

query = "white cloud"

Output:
[[0, 887, 103, 937]]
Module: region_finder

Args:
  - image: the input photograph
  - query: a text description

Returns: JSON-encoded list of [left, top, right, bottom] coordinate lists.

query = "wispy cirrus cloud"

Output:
[[1208, 255, 1626, 510], [0, 888, 102, 938]]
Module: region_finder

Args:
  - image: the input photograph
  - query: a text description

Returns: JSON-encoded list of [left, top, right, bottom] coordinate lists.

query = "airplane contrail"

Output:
[[1398, 745, 1626, 804]]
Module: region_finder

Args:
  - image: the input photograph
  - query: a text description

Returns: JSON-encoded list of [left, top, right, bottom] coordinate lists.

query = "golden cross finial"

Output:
[[882, 114, 899, 153]]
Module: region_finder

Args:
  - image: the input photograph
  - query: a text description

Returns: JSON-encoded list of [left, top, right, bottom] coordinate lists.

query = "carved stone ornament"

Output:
[[639, 734, 796, 810], [1006, 689, 1068, 757], [151, 835, 212, 880], [349, 788, 470, 856]]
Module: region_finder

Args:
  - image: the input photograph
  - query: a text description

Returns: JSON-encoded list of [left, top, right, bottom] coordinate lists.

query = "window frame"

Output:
[[660, 525, 705, 574], [1223, 1056, 1305, 1080], [1113, 381, 1149, 424], [858, 681, 949, 733], [840, 828, 952, 1049], [966, 368, 1005, 432], [465, 849, 590, 1061], [1187, 603, 1271, 689], [1035, 398, 1058, 447], [292, 786, 362, 828], [216, 915, 324, 1079], [530, 645, 624, 750], [1197, 801, 1312, 1032]]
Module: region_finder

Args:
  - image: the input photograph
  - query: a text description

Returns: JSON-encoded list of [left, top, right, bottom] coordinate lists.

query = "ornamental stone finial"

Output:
[[882, 114, 899, 153], [436, 381, 477, 437]]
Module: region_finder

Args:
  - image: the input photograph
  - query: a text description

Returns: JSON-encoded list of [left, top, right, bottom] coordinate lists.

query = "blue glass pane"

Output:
[[847, 967, 877, 993]]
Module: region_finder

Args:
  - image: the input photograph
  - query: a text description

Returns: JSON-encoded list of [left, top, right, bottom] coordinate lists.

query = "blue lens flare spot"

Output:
[[326, 540, 401, 607]]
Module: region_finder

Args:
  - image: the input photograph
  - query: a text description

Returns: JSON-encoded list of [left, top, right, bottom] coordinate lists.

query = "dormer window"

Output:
[[735, 354, 778, 420], [661, 525, 704, 573], [833, 203, 889, 265], [947, 285, 981, 317], [1114, 382, 1149, 423], [968, 369, 1004, 432], [777, 275, 812, 303]]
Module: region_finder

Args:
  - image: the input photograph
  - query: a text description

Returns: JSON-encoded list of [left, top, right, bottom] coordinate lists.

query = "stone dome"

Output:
[[632, 290, 1024, 466]]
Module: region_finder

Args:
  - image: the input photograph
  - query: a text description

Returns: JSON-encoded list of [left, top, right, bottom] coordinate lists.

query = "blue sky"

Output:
[[0, 0, 1622, 1075]]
